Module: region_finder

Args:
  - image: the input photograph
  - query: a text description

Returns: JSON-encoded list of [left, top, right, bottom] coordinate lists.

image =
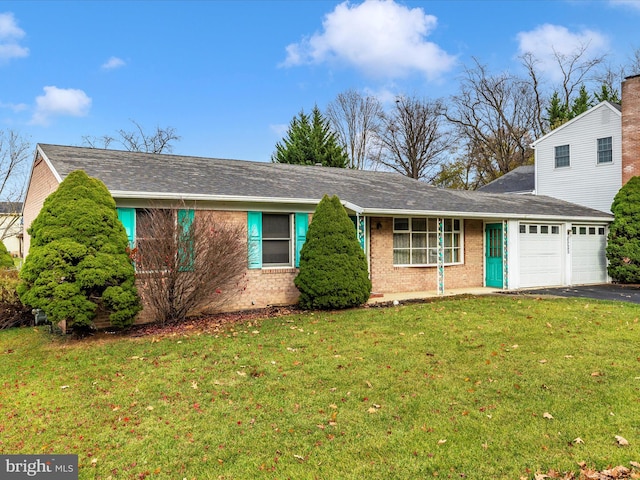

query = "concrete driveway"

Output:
[[521, 284, 640, 304]]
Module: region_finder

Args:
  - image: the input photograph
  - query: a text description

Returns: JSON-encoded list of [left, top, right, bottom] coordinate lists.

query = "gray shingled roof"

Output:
[[37, 144, 611, 221], [478, 165, 535, 194]]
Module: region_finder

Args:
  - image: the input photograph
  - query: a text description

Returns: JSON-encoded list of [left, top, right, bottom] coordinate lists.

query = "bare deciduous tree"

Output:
[[521, 43, 606, 133], [83, 120, 180, 153], [375, 95, 452, 182], [326, 89, 382, 170], [446, 61, 537, 188], [133, 205, 247, 325], [0, 130, 30, 240]]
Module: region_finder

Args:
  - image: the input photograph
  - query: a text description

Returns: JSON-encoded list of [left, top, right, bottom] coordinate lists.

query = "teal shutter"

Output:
[[178, 209, 195, 271], [295, 213, 309, 267], [117, 208, 136, 249], [247, 211, 262, 269]]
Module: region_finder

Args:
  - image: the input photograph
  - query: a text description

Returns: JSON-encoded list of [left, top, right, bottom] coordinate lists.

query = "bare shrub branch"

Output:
[[134, 205, 247, 325]]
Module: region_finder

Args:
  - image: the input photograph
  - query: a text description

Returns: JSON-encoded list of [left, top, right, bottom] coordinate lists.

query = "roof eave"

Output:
[[109, 190, 365, 213], [530, 101, 622, 148], [360, 207, 612, 222]]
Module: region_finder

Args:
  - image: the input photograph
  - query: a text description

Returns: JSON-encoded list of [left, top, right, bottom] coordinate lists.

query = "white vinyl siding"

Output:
[[534, 103, 621, 214]]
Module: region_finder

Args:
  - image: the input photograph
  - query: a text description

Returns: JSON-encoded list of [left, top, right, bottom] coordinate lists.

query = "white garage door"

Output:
[[519, 223, 563, 288], [571, 225, 607, 285]]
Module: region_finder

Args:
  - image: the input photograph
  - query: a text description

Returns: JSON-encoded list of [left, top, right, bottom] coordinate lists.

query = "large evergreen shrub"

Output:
[[606, 176, 640, 283], [18, 170, 141, 330], [295, 195, 371, 309], [0, 242, 14, 269]]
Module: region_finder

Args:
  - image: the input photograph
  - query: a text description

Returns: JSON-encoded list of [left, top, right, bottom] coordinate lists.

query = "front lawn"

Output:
[[1, 296, 639, 479]]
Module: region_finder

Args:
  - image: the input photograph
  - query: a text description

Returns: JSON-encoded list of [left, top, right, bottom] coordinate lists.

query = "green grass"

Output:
[[1, 295, 640, 479]]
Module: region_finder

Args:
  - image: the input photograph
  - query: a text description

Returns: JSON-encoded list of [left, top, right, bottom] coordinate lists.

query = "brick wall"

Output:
[[622, 75, 640, 185], [369, 217, 484, 294], [22, 153, 60, 256], [200, 210, 302, 313]]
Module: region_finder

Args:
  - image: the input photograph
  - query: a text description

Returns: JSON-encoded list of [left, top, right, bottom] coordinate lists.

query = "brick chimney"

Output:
[[622, 74, 640, 184]]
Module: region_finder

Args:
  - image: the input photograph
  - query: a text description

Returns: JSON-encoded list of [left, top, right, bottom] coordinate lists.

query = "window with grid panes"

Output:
[[597, 137, 612, 164], [393, 217, 462, 266]]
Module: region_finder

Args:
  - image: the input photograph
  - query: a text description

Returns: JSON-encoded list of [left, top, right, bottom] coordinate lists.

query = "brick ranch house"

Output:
[[22, 143, 612, 322]]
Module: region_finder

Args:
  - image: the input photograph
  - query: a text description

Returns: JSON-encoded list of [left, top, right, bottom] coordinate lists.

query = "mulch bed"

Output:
[[122, 304, 305, 338]]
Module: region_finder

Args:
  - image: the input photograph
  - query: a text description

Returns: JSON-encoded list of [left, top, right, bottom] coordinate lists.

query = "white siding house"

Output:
[[532, 101, 622, 214]]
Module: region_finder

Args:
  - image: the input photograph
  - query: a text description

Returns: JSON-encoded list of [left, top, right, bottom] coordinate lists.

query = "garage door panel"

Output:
[[571, 225, 607, 285], [519, 224, 563, 288]]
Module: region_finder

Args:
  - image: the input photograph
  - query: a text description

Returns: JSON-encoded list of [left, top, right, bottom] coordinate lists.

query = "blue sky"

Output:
[[1, 0, 640, 163]]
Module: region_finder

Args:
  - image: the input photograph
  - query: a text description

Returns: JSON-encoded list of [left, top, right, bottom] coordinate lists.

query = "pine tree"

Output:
[[294, 195, 371, 309], [272, 106, 349, 168], [18, 170, 141, 331], [606, 177, 640, 283], [593, 84, 621, 104], [569, 84, 592, 119], [546, 91, 569, 130]]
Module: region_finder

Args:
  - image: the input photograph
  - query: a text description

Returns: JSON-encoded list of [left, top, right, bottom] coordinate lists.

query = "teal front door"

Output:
[[485, 223, 503, 288]]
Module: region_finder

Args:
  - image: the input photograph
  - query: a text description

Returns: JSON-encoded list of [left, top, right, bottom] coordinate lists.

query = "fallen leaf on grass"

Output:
[[543, 412, 554, 420], [293, 454, 306, 461], [60, 385, 69, 389], [615, 435, 630, 446], [630, 461, 640, 469], [572, 437, 584, 444], [591, 371, 603, 377], [437, 439, 447, 445]]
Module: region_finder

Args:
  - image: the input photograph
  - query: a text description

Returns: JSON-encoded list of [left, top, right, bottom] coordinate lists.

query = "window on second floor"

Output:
[[555, 144, 570, 168], [597, 137, 613, 164]]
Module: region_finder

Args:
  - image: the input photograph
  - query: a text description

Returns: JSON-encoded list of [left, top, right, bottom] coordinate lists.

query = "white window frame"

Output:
[[393, 217, 463, 267], [597, 136, 613, 164], [262, 213, 294, 267], [555, 144, 570, 168]]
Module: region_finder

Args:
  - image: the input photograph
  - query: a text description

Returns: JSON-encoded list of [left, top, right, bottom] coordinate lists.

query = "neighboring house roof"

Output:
[[0, 202, 23, 214], [35, 144, 611, 222], [530, 101, 622, 148], [477, 166, 535, 194]]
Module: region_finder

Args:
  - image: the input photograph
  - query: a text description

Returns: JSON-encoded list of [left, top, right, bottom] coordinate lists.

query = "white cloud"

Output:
[[101, 56, 126, 70], [0, 12, 29, 62], [31, 86, 92, 126], [0, 101, 27, 112], [610, 0, 640, 11], [281, 0, 456, 80], [516, 24, 609, 82]]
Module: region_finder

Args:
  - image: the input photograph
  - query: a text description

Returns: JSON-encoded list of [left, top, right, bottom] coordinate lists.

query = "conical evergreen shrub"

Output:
[[295, 195, 371, 309], [0, 242, 14, 269], [18, 170, 141, 330]]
